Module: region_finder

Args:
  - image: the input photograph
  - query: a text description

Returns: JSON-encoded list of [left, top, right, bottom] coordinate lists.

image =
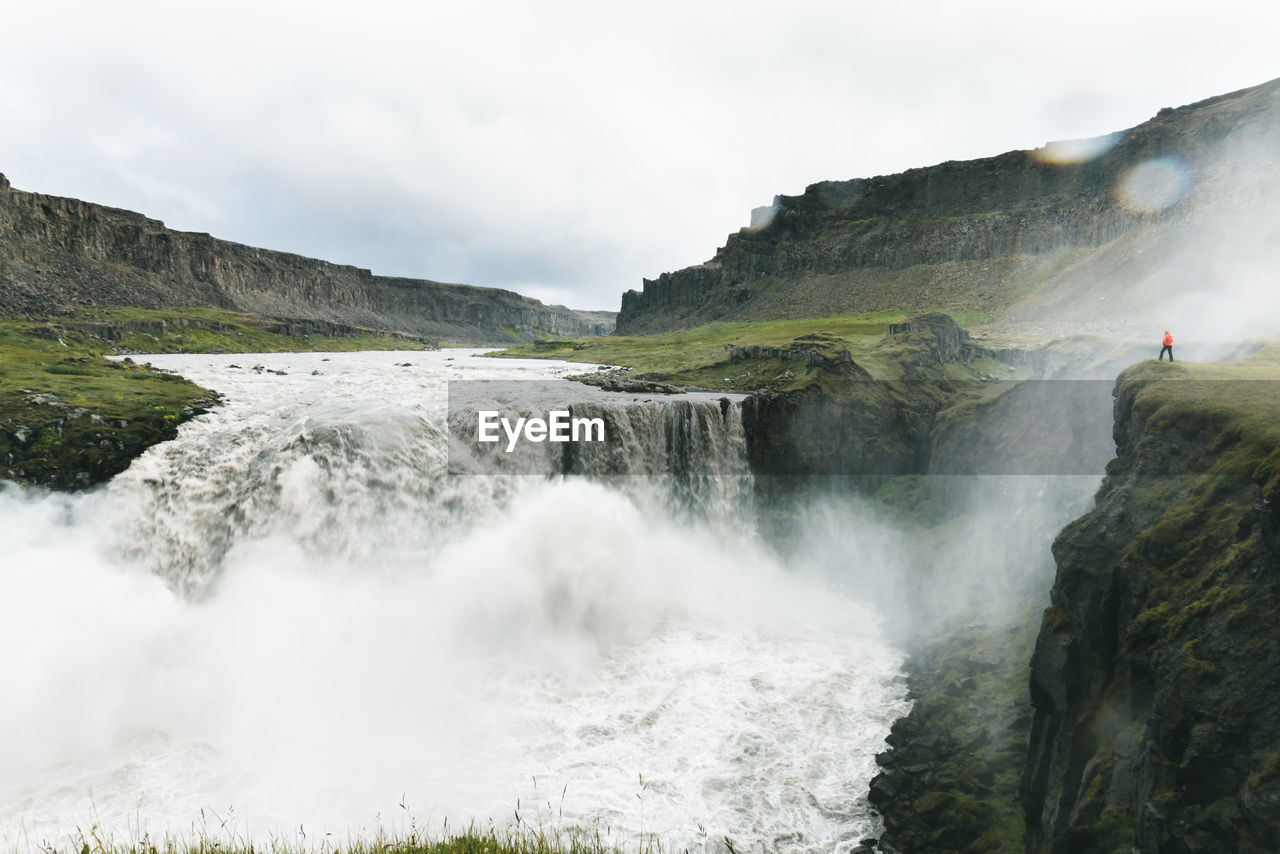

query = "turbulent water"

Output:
[[0, 350, 909, 853]]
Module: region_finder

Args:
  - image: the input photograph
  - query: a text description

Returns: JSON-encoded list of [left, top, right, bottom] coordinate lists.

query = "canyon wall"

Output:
[[618, 77, 1280, 338], [0, 179, 614, 344]]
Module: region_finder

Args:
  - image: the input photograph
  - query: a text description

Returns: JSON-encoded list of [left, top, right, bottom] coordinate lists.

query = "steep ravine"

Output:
[[734, 322, 1280, 852], [733, 316, 1113, 854], [862, 357, 1280, 854]]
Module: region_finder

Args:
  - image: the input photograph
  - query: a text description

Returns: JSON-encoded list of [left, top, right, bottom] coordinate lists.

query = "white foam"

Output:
[[0, 351, 908, 853]]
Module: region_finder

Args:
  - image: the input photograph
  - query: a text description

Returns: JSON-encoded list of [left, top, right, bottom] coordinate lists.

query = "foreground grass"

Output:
[[20, 819, 680, 854], [20, 830, 651, 854]]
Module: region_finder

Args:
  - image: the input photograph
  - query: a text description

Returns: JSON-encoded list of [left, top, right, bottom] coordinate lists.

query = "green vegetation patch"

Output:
[[1116, 364, 1280, 635], [1, 306, 436, 489], [488, 313, 919, 390], [0, 322, 211, 488], [1118, 358, 1280, 620]]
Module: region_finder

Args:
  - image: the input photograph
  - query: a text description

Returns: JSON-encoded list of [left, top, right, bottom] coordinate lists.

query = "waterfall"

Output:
[[0, 350, 908, 854]]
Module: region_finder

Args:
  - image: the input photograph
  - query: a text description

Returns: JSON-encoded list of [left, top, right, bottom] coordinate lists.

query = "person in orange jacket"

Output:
[[1159, 330, 1174, 362]]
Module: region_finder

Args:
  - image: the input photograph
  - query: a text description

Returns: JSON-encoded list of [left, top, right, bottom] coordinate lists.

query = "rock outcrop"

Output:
[[0, 366, 218, 489], [869, 614, 1041, 854], [618, 77, 1280, 336], [739, 314, 1117, 480], [0, 179, 615, 343]]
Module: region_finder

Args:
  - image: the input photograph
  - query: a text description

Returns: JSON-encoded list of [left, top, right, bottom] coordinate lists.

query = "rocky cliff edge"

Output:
[[1022, 356, 1280, 852]]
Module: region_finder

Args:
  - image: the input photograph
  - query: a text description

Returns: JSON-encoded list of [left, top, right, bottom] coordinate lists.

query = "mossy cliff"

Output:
[[869, 613, 1040, 854], [1021, 360, 1280, 852], [0, 377, 214, 490]]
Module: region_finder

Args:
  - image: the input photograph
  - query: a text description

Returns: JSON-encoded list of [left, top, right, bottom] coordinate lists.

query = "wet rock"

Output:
[[600, 379, 682, 394]]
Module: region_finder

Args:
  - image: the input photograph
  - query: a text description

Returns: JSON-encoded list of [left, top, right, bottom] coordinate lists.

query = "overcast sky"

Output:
[[2, 1, 1278, 311]]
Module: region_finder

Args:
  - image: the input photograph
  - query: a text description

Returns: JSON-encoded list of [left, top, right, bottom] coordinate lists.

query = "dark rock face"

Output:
[[742, 356, 919, 476], [618, 78, 1280, 334], [0, 180, 615, 343], [928, 378, 1116, 476], [885, 313, 971, 363], [1021, 370, 1280, 852], [870, 618, 1041, 854]]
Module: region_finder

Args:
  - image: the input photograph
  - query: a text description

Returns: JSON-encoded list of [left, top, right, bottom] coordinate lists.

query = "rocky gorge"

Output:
[[723, 318, 1280, 853], [599, 77, 1280, 851]]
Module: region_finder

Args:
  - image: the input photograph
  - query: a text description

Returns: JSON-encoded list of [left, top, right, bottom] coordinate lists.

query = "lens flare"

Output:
[[1116, 156, 1193, 212], [1030, 132, 1122, 165]]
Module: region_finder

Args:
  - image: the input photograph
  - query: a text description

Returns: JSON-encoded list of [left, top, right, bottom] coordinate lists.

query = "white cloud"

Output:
[[2, 0, 1278, 311]]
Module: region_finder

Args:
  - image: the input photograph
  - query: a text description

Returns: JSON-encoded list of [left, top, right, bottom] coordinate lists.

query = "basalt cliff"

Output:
[[618, 77, 1280, 339], [1021, 361, 1280, 852], [0, 173, 614, 344]]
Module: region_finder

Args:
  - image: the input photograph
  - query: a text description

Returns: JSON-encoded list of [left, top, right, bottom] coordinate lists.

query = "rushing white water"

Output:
[[0, 350, 908, 853]]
